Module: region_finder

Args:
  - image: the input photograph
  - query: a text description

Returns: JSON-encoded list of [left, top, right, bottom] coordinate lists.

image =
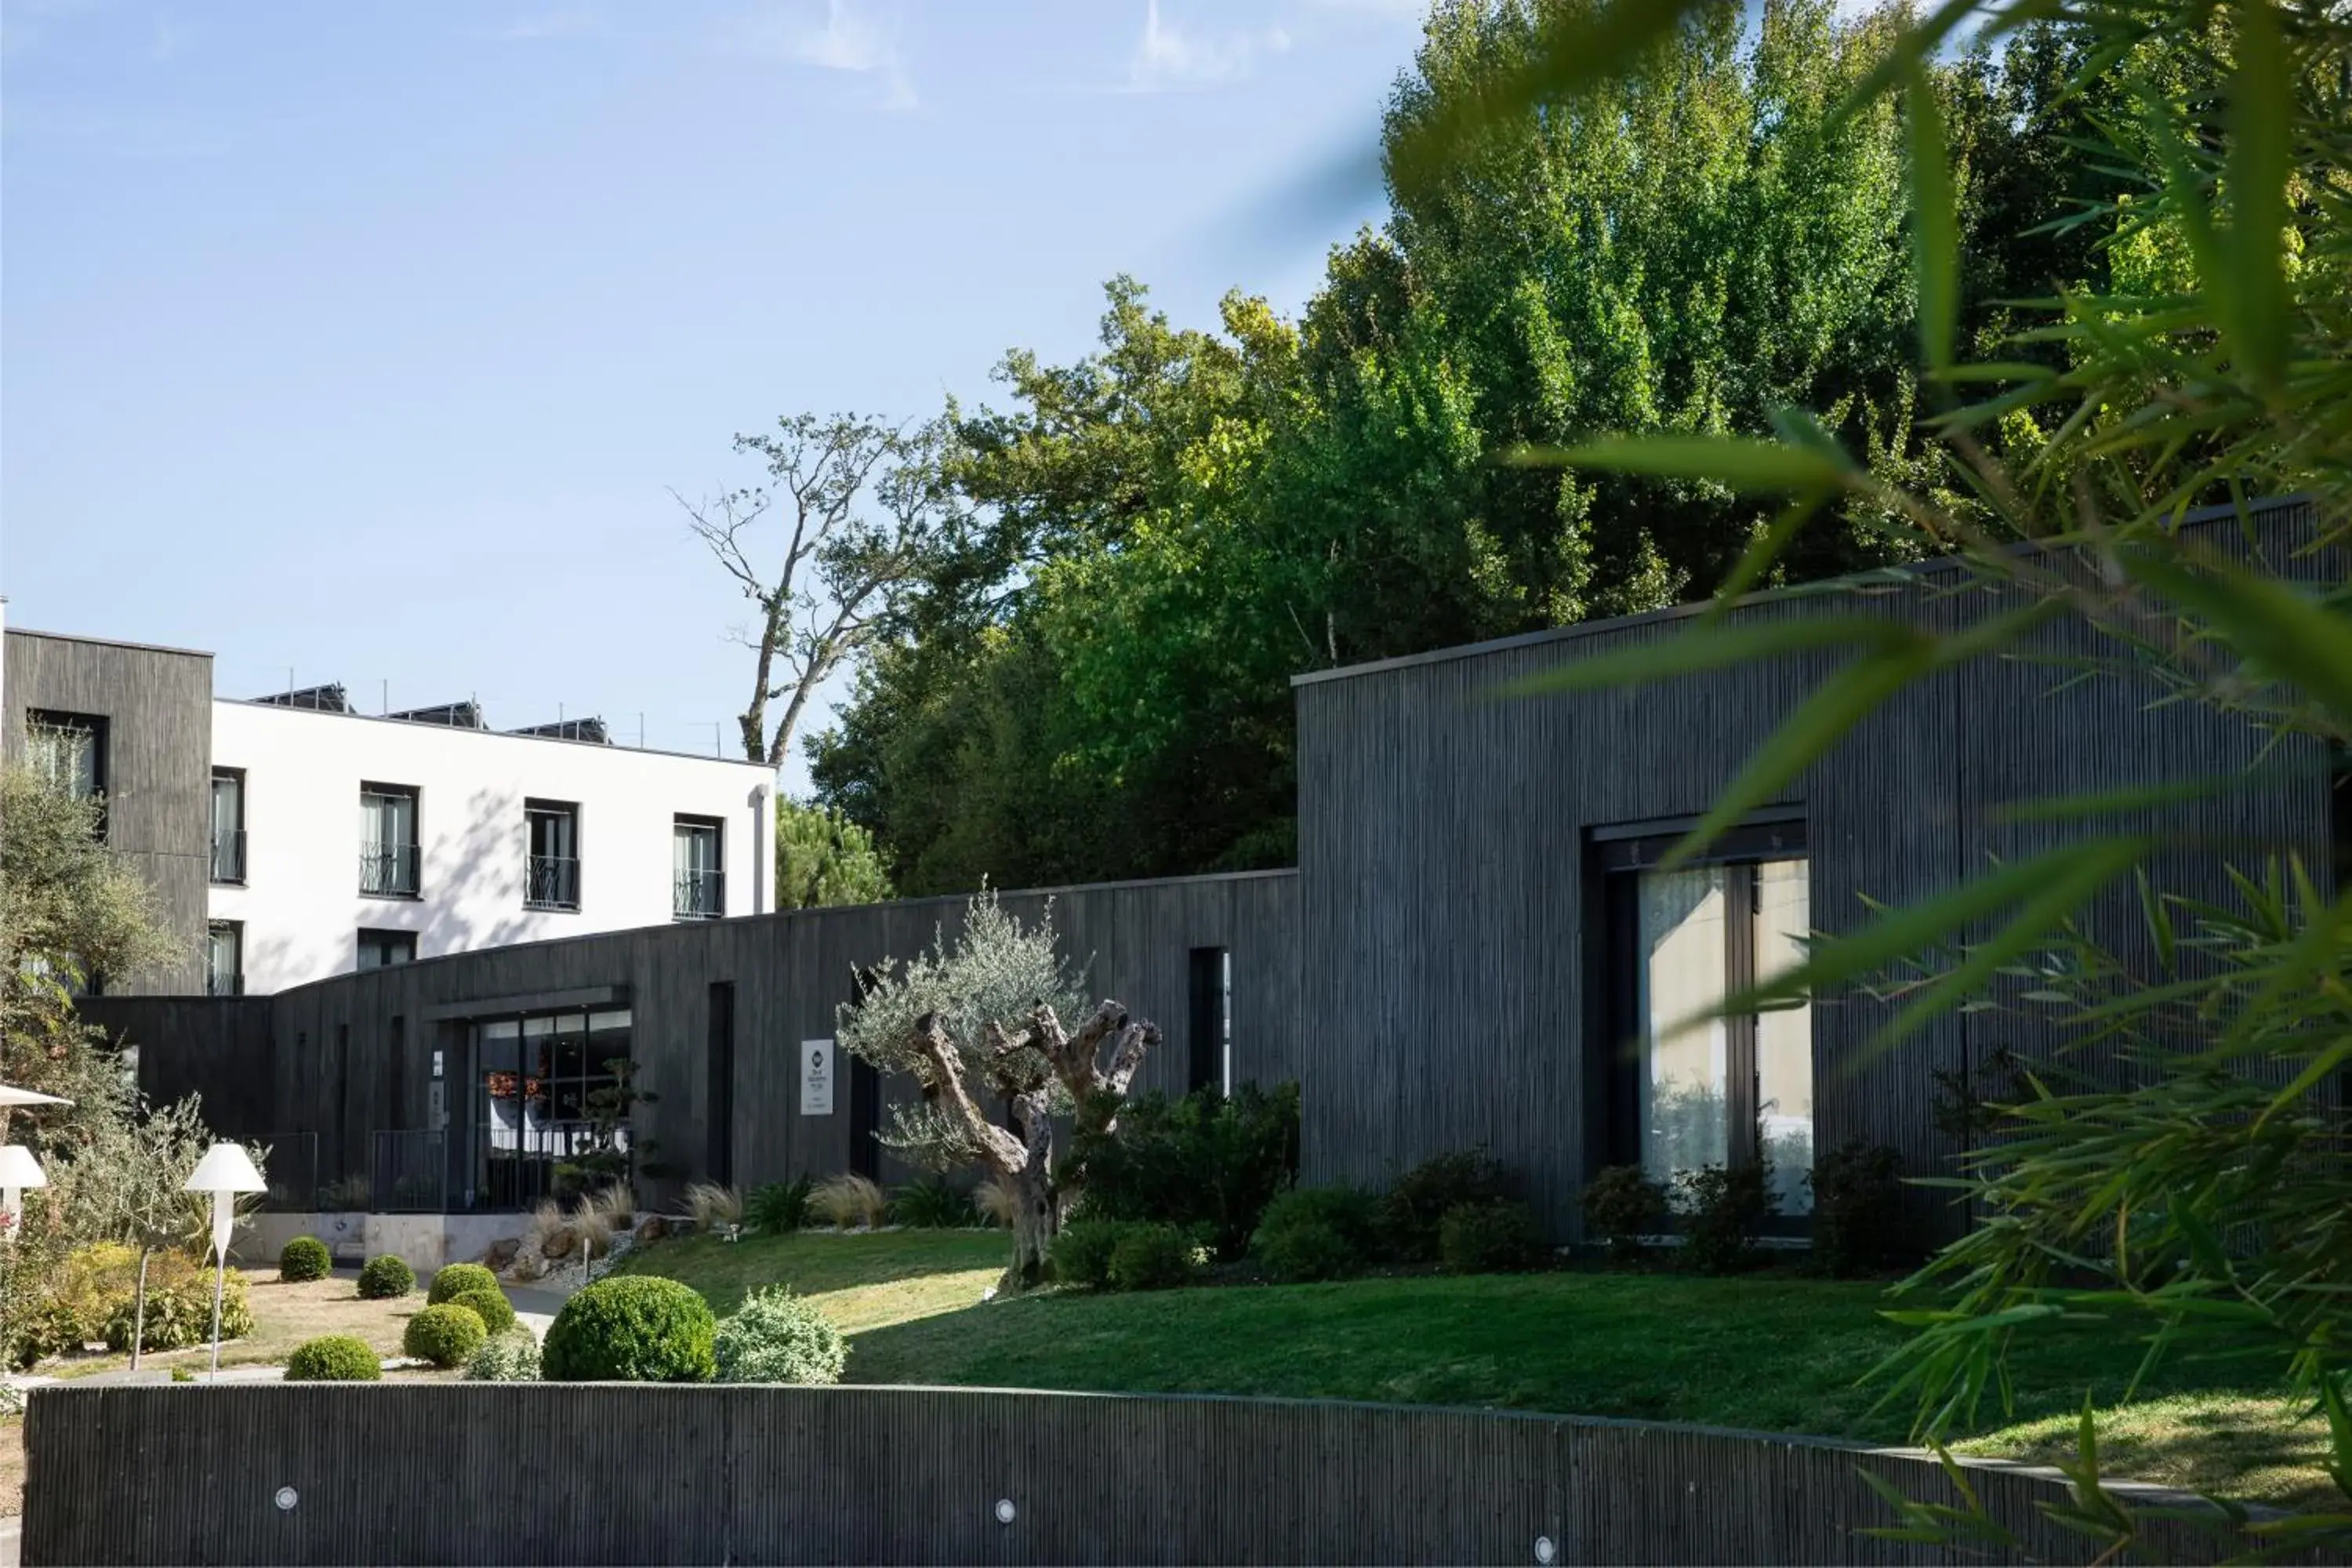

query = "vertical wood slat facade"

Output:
[[23, 1383, 2271, 1566], [2, 628, 214, 994], [91, 870, 1301, 1200], [74, 499, 2340, 1232], [1290, 498, 2336, 1234]]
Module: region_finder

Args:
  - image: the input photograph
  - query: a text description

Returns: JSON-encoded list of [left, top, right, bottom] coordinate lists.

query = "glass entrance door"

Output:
[[467, 1007, 633, 1210]]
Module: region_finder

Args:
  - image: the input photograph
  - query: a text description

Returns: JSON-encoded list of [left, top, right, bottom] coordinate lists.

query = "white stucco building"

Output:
[[205, 693, 773, 994]]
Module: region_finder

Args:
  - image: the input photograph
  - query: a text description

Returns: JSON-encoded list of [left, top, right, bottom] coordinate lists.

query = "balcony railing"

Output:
[[210, 827, 247, 884], [360, 842, 421, 898], [673, 867, 724, 920], [526, 854, 580, 911]]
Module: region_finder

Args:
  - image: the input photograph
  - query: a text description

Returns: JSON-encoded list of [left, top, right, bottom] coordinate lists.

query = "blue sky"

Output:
[[2, 0, 1421, 792]]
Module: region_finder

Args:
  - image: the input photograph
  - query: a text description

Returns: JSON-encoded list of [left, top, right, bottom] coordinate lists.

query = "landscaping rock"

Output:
[[480, 1237, 521, 1271], [542, 1228, 576, 1261], [506, 1249, 549, 1283], [634, 1216, 669, 1244]]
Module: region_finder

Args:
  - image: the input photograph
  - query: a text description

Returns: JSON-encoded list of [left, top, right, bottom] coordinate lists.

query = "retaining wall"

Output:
[[23, 1384, 2259, 1566]]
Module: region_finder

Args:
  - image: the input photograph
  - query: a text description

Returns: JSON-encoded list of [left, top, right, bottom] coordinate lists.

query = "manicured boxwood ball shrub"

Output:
[[427, 1262, 499, 1306], [542, 1276, 715, 1384], [285, 1334, 381, 1381], [448, 1285, 516, 1336], [357, 1254, 415, 1300], [277, 1236, 332, 1283], [403, 1303, 488, 1368]]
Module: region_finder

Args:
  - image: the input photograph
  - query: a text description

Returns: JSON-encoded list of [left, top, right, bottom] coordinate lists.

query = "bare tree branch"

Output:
[[675, 412, 954, 766]]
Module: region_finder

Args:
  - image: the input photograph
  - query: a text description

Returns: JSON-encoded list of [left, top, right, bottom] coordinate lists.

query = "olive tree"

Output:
[[836, 891, 1160, 1291]]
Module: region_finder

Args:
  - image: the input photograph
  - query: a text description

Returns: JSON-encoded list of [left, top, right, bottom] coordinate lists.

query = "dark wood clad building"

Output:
[[78, 499, 2344, 1240], [3, 623, 214, 995]]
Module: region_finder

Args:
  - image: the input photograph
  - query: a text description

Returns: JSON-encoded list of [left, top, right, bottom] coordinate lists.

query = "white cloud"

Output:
[[719, 0, 916, 111], [1128, 0, 1291, 92]]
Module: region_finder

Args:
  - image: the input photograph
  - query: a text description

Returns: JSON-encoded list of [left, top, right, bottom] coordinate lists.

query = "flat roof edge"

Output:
[[5, 626, 216, 660], [215, 699, 779, 769], [1290, 493, 2317, 689]]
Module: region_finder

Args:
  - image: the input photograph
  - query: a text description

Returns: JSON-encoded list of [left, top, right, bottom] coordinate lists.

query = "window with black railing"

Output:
[[211, 827, 247, 884], [524, 800, 581, 911], [359, 785, 420, 897], [673, 866, 724, 919], [211, 769, 246, 884], [673, 817, 724, 920], [206, 920, 243, 996]]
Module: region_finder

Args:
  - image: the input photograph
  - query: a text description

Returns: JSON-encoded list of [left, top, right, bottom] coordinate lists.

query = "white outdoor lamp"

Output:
[[0, 1145, 48, 1246], [184, 1143, 267, 1378]]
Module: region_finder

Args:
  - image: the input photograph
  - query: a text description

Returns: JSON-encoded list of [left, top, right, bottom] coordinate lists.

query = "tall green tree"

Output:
[[1483, 0, 2348, 1550], [814, 0, 2129, 898], [775, 796, 892, 910], [0, 767, 238, 1367]]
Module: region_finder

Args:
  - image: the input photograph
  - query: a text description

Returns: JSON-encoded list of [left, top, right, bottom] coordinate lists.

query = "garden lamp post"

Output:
[[185, 1144, 267, 1378], [0, 1143, 47, 1245], [0, 1144, 48, 1392]]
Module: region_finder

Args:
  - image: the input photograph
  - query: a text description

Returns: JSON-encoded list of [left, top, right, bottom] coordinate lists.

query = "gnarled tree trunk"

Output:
[[906, 1001, 1160, 1295], [1004, 1087, 1058, 1291]]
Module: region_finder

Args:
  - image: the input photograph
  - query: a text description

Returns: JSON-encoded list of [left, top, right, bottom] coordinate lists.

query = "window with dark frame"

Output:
[[359, 784, 420, 897], [27, 710, 107, 834], [357, 928, 418, 971], [469, 1008, 633, 1211], [672, 816, 724, 919], [1188, 947, 1232, 1094], [524, 800, 581, 911], [210, 768, 246, 884], [206, 920, 244, 996], [1593, 815, 1814, 1227]]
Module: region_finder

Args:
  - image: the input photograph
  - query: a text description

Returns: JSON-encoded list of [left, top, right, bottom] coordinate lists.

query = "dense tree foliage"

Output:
[[0, 768, 241, 1367], [807, 1, 2142, 894], [774, 796, 892, 910]]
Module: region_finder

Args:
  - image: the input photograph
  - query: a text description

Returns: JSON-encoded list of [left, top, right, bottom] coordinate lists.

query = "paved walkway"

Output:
[[17, 1278, 580, 1394]]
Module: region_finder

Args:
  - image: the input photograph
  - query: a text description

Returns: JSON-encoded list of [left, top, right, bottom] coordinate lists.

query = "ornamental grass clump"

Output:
[[746, 1176, 812, 1235], [686, 1181, 743, 1233], [809, 1173, 889, 1231]]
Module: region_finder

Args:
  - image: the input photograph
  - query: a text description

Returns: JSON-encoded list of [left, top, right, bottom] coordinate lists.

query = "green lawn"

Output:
[[613, 1229, 1006, 1330], [622, 1229, 2321, 1507]]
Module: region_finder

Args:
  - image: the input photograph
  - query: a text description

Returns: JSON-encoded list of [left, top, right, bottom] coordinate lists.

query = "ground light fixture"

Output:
[[184, 1142, 267, 1377]]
